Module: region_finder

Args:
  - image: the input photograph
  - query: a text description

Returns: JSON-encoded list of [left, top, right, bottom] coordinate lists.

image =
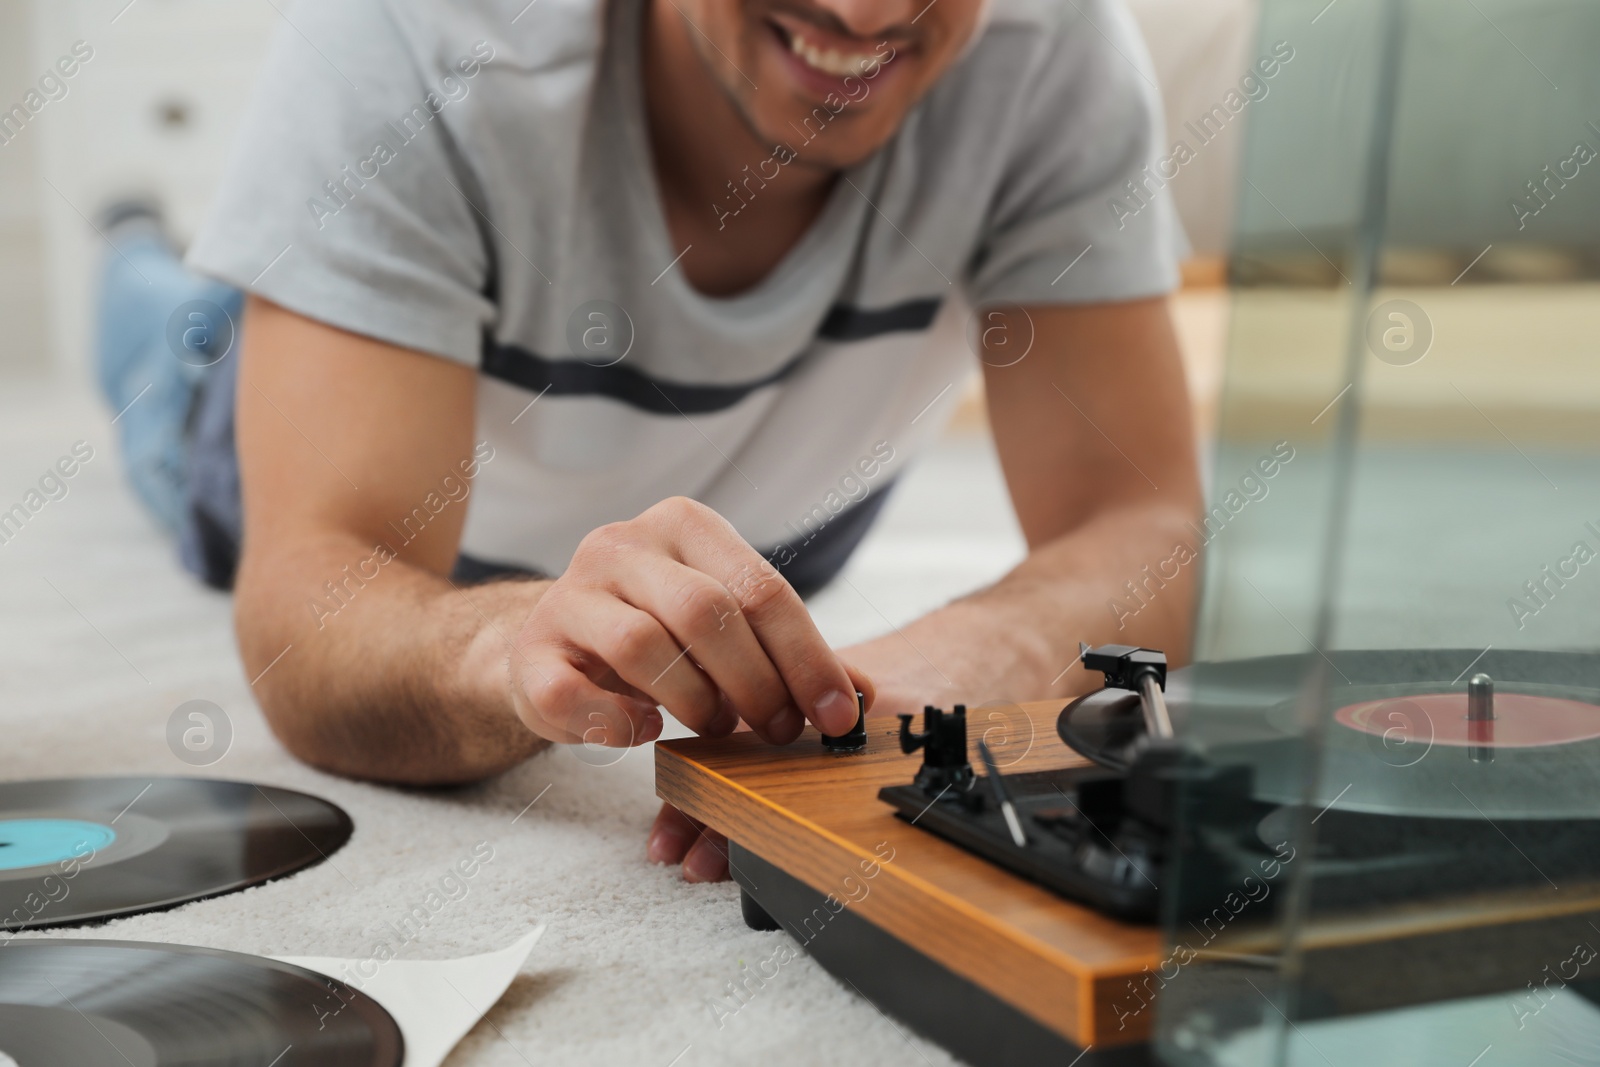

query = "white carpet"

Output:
[[0, 377, 1026, 1066]]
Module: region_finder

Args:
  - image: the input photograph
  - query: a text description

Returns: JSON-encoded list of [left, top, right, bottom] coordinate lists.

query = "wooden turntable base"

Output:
[[656, 699, 1159, 1063], [656, 696, 1600, 1066]]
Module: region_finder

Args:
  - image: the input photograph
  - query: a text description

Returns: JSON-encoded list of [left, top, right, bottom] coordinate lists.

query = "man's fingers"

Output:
[[729, 569, 858, 735], [646, 802, 699, 865], [683, 829, 730, 882], [512, 654, 662, 746], [842, 662, 876, 718], [665, 518, 858, 737], [549, 498, 855, 744], [566, 595, 724, 732], [703, 692, 742, 737], [645, 803, 731, 881], [614, 555, 799, 742]]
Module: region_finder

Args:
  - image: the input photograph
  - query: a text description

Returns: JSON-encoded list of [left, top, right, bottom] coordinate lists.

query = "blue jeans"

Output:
[[96, 233, 244, 587]]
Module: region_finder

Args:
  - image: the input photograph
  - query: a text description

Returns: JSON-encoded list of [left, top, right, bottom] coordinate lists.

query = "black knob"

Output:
[[821, 691, 868, 752]]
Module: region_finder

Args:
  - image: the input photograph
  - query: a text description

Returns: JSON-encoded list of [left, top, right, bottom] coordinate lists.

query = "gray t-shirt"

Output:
[[188, 0, 1180, 590]]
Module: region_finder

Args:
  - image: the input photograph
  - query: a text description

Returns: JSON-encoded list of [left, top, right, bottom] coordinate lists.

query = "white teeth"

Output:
[[786, 31, 876, 78]]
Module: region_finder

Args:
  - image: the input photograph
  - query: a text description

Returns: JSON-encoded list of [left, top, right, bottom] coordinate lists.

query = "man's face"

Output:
[[673, 0, 987, 169]]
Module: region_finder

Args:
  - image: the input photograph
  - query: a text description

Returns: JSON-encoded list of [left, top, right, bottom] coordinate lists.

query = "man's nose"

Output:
[[806, 0, 920, 42]]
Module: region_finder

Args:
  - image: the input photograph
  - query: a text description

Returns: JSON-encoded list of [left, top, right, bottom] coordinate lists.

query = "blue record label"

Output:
[[0, 819, 116, 872]]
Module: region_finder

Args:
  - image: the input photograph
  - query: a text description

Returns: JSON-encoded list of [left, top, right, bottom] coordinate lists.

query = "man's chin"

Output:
[[751, 114, 899, 172], [784, 144, 879, 173]]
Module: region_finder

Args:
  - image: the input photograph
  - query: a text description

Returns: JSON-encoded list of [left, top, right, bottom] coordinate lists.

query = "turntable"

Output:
[[656, 646, 1600, 1065], [878, 644, 1600, 923]]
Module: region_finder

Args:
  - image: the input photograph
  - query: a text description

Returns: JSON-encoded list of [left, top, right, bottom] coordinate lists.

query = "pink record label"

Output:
[[1335, 692, 1600, 749]]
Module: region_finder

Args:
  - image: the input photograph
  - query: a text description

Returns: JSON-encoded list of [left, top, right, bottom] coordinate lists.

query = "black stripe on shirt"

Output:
[[816, 297, 942, 341], [481, 297, 942, 414], [482, 342, 801, 415]]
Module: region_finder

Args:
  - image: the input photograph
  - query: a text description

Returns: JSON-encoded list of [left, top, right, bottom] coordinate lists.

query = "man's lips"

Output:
[[765, 14, 906, 86]]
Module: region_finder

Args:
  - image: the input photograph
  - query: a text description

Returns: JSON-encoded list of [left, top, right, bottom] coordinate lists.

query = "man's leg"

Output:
[[95, 203, 244, 575], [178, 345, 243, 589]]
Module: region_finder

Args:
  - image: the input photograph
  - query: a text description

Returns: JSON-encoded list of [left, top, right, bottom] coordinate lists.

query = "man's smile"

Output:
[[760, 8, 908, 104], [767, 14, 898, 79]]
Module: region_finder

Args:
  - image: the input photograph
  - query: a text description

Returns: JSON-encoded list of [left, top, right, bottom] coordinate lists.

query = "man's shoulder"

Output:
[[923, 0, 1147, 122], [944, 0, 1153, 115]]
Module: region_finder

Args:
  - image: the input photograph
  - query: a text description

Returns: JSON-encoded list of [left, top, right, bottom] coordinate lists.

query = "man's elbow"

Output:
[[240, 651, 352, 778], [232, 589, 368, 780], [238, 640, 530, 788]]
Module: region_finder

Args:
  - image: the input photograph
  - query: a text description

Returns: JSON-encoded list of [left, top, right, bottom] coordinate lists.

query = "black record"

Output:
[[0, 777, 353, 930], [892, 648, 1600, 919], [1181, 648, 1600, 819], [0, 939, 402, 1066], [1059, 649, 1600, 819]]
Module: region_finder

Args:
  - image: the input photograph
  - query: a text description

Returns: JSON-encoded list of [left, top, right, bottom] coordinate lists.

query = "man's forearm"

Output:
[[843, 500, 1199, 711], [236, 533, 551, 784]]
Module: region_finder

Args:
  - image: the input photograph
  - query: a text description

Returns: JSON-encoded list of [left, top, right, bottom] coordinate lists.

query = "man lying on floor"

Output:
[[98, 0, 1200, 881]]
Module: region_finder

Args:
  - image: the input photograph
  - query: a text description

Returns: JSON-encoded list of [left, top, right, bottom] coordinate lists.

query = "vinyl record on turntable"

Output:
[[0, 939, 402, 1066], [0, 777, 353, 930], [1183, 648, 1600, 820], [900, 645, 1600, 920], [1062, 649, 1600, 819]]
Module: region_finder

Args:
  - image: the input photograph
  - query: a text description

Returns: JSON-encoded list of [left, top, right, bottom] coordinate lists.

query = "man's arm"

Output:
[[840, 296, 1203, 714], [235, 297, 866, 789], [234, 297, 550, 784]]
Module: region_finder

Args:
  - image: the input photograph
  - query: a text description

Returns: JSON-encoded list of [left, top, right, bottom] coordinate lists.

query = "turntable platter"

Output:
[[1178, 649, 1600, 820]]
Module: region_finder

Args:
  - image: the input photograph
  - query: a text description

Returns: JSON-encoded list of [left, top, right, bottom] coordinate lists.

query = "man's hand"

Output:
[[503, 497, 880, 884], [234, 300, 864, 893], [646, 804, 730, 883], [508, 496, 868, 749], [639, 660, 878, 883]]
